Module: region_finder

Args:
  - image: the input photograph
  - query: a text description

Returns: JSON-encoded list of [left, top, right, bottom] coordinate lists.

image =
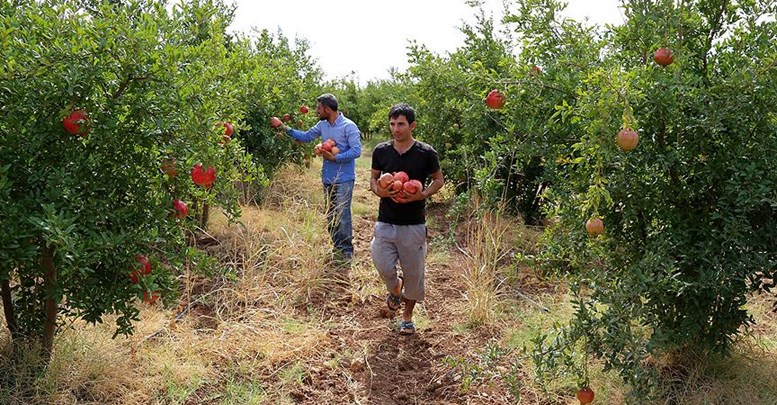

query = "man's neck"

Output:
[[327, 112, 339, 125], [393, 137, 415, 153]]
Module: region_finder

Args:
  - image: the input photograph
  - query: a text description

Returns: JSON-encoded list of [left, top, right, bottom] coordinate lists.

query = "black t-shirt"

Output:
[[371, 140, 441, 225]]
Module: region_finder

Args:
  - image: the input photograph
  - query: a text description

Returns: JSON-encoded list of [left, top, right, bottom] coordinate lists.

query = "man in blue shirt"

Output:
[[271, 94, 362, 262]]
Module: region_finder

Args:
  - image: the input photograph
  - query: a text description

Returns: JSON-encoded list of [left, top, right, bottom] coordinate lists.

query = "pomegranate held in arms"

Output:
[[378, 173, 395, 189]]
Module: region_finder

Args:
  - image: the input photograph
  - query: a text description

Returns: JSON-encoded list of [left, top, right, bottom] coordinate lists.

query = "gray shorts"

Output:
[[370, 222, 427, 302]]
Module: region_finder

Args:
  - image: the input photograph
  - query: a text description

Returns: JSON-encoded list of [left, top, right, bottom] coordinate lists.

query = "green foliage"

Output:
[[406, 8, 561, 222], [443, 344, 510, 393], [403, 0, 777, 398], [236, 29, 322, 179], [0, 0, 259, 348], [528, 0, 777, 398], [323, 72, 416, 138]]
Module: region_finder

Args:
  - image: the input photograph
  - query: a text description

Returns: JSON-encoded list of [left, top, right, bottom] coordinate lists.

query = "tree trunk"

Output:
[[1, 277, 20, 341], [41, 245, 58, 357], [201, 203, 210, 229]]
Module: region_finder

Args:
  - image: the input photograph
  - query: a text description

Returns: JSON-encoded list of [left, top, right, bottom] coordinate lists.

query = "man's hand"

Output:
[[393, 189, 425, 204], [373, 182, 400, 199], [391, 194, 408, 203], [321, 149, 336, 162]]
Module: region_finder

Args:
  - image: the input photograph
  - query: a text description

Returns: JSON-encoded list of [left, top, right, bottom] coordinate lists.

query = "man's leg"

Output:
[[332, 180, 355, 258], [402, 299, 416, 323], [371, 222, 402, 298], [395, 224, 427, 331], [323, 182, 335, 244]]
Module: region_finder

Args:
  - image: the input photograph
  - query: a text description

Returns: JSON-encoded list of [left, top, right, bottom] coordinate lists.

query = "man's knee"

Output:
[[371, 255, 395, 276]]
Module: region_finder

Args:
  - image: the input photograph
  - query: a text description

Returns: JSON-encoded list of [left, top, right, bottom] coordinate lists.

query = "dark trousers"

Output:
[[323, 180, 354, 257]]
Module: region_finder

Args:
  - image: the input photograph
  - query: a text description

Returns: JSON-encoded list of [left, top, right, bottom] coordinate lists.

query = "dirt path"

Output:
[[292, 216, 487, 404], [349, 210, 466, 404], [287, 155, 513, 404]]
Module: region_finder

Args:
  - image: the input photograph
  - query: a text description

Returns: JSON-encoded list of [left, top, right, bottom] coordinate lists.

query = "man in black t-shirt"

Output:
[[369, 103, 445, 336]]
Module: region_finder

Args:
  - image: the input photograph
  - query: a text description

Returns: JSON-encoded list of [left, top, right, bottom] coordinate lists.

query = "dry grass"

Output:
[[454, 197, 531, 327], [656, 347, 777, 405], [457, 208, 511, 326], [656, 297, 777, 405], [0, 160, 357, 404], [1, 156, 777, 404]]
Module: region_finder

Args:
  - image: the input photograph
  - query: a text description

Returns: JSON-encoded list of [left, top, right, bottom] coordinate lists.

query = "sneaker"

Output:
[[333, 255, 352, 268], [322, 250, 334, 262], [331, 249, 352, 262]]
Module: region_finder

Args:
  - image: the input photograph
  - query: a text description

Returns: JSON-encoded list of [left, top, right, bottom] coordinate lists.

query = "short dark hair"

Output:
[[317, 93, 338, 111], [388, 103, 415, 124]]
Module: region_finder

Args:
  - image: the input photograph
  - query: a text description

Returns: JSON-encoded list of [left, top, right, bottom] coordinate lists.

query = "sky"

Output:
[[226, 0, 626, 84]]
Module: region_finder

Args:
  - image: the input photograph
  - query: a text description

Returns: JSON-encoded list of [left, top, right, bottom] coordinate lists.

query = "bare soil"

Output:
[[275, 201, 526, 404], [178, 156, 538, 404]]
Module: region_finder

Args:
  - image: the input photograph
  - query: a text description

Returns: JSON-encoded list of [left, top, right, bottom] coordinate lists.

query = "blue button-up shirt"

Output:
[[286, 112, 362, 184]]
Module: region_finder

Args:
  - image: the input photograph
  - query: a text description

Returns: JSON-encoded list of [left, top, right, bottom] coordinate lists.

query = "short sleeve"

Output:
[[426, 145, 441, 174]]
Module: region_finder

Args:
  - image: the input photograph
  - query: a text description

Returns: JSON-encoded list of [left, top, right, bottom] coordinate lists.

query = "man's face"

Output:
[[316, 103, 329, 120], [389, 115, 415, 141]]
